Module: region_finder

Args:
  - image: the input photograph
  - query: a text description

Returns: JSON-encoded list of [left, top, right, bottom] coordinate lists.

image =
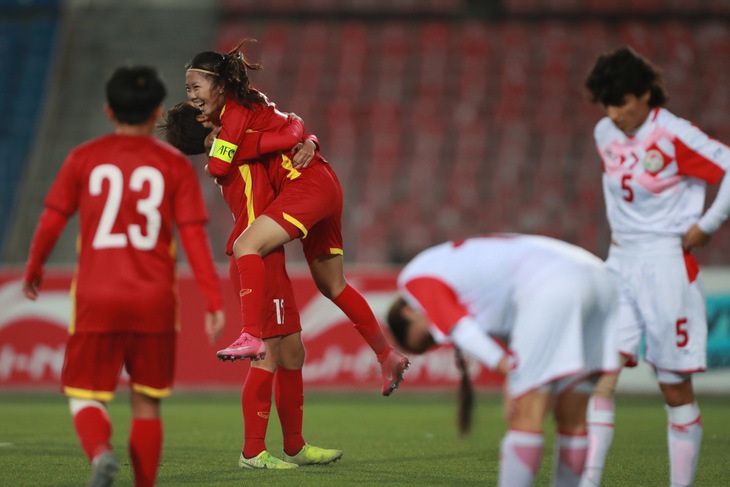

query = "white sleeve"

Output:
[[698, 174, 730, 234], [449, 316, 506, 370]]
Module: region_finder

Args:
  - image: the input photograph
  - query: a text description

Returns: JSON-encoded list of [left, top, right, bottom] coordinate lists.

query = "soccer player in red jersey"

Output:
[[22, 67, 225, 487], [184, 40, 410, 396], [161, 102, 343, 469]]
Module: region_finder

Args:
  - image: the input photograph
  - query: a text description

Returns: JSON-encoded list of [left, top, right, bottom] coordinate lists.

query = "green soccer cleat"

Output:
[[238, 451, 299, 470], [282, 444, 343, 466]]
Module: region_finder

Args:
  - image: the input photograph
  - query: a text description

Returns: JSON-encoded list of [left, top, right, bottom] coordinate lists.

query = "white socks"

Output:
[[499, 430, 544, 487], [580, 396, 615, 487], [554, 433, 588, 487], [666, 402, 702, 487]]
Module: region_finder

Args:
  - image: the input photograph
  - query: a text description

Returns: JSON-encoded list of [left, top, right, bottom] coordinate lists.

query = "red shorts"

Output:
[[265, 160, 344, 264], [228, 250, 302, 339], [61, 331, 176, 401]]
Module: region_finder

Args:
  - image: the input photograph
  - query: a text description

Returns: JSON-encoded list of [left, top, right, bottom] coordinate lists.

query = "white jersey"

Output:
[[595, 107, 730, 244], [397, 235, 618, 396], [398, 235, 606, 337]]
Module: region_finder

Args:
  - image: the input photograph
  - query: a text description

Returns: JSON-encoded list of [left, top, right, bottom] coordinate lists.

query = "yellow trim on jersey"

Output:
[[69, 278, 77, 335], [132, 383, 172, 398], [210, 138, 238, 163], [64, 386, 115, 402], [280, 154, 301, 180], [238, 164, 257, 224], [329, 248, 344, 255], [282, 212, 308, 238]]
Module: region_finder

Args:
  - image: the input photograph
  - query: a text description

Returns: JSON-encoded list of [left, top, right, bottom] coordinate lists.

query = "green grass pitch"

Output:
[[0, 391, 727, 486]]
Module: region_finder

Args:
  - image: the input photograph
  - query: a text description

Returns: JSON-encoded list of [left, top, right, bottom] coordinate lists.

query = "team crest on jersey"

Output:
[[642, 149, 665, 173]]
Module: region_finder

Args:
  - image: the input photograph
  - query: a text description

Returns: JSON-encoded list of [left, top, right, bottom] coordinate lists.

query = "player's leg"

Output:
[[274, 332, 343, 466], [126, 332, 175, 487], [228, 217, 293, 360], [553, 387, 591, 487], [658, 373, 702, 487], [129, 392, 162, 487], [309, 253, 410, 396], [582, 255, 642, 487], [580, 362, 626, 487], [644, 257, 705, 487], [62, 333, 122, 487], [238, 337, 298, 469], [499, 389, 551, 487]]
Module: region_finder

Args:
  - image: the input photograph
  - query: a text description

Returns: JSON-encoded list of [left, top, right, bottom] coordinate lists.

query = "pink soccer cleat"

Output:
[[379, 349, 410, 396], [216, 331, 266, 362]]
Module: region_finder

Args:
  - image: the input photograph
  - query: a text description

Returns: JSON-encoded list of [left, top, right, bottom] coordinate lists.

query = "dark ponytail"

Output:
[[454, 348, 474, 436]]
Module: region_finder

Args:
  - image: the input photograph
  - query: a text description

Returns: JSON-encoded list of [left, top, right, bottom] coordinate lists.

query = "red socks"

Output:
[[73, 406, 113, 461], [129, 418, 162, 487], [242, 367, 274, 458], [275, 367, 306, 456], [332, 284, 392, 360], [236, 255, 266, 337]]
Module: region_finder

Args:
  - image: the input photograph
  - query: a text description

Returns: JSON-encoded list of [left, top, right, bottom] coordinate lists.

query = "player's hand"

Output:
[[22, 274, 42, 301], [682, 223, 711, 251], [292, 139, 316, 168], [205, 310, 226, 344], [204, 125, 221, 153]]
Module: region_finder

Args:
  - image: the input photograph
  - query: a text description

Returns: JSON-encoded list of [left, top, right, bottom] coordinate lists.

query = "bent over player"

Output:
[[581, 47, 730, 487], [22, 66, 225, 487], [387, 235, 618, 487]]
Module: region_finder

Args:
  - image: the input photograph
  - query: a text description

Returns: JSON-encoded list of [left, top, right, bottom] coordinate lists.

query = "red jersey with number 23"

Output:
[[44, 134, 209, 334]]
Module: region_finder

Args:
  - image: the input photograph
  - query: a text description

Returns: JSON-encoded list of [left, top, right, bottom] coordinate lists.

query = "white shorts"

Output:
[[507, 262, 619, 398], [606, 242, 707, 373]]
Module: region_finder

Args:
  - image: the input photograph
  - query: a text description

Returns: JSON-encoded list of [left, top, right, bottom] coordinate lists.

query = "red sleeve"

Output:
[[404, 276, 470, 335], [257, 117, 304, 154], [208, 101, 254, 177], [304, 132, 320, 151], [675, 137, 726, 184], [178, 223, 223, 312], [24, 208, 69, 283]]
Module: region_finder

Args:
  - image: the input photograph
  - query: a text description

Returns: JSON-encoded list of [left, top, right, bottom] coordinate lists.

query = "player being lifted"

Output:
[[184, 40, 410, 396]]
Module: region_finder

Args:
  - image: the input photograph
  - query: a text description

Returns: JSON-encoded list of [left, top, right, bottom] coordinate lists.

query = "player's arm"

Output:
[[684, 173, 730, 249], [673, 122, 730, 249], [23, 207, 69, 300], [404, 277, 508, 371], [207, 116, 305, 177], [177, 222, 225, 344]]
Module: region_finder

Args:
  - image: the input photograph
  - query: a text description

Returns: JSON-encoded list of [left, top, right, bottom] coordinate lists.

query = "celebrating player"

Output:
[[184, 40, 410, 396], [161, 102, 343, 469], [22, 66, 225, 487], [581, 47, 730, 487], [387, 235, 618, 487]]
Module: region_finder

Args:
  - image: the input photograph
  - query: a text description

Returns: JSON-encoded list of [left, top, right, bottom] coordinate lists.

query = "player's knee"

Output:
[[68, 398, 106, 415], [592, 372, 620, 399]]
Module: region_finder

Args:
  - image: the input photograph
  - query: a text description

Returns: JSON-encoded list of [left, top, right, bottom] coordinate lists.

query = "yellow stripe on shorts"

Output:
[[282, 212, 308, 238], [132, 383, 172, 399], [64, 386, 115, 402]]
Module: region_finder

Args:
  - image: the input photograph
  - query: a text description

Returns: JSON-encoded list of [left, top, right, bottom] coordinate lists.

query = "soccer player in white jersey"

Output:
[[386, 234, 618, 487], [581, 47, 730, 487]]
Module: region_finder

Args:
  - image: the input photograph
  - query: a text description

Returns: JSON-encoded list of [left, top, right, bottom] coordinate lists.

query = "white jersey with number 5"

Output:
[[595, 107, 730, 244]]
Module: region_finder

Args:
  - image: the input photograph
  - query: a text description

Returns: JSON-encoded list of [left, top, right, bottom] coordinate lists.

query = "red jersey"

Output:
[[44, 134, 211, 333]]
